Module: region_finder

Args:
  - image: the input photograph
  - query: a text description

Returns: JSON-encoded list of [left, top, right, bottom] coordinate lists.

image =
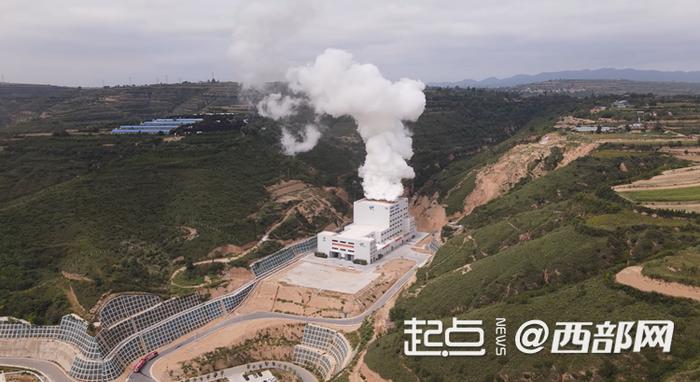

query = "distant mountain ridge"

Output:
[[432, 68, 700, 88]]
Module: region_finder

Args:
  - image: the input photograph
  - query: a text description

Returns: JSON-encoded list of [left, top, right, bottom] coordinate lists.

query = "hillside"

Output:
[[0, 82, 247, 134], [0, 86, 576, 324], [365, 135, 700, 380], [4, 84, 699, 380]]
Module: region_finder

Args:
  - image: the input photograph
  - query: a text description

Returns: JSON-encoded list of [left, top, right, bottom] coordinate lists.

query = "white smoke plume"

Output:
[[281, 124, 322, 156], [256, 93, 301, 120], [285, 49, 426, 201], [228, 0, 316, 87]]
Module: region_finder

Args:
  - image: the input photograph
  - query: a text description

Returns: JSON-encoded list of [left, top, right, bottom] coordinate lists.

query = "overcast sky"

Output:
[[2, 0, 699, 86]]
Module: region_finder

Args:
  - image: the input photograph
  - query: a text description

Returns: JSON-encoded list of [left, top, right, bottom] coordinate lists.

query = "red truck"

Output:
[[133, 351, 158, 373]]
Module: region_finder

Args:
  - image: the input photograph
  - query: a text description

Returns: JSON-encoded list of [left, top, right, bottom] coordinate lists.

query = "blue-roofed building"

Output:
[[111, 118, 203, 135]]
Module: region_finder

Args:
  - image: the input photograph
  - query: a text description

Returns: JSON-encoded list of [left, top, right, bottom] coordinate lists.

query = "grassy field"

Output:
[[620, 186, 700, 202], [643, 248, 700, 287]]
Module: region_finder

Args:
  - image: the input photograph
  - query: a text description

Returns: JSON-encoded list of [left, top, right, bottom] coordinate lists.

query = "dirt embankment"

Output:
[[462, 134, 597, 215], [613, 165, 700, 192], [206, 267, 255, 299], [409, 133, 597, 238], [616, 266, 700, 302], [261, 179, 351, 241], [661, 146, 700, 163], [410, 193, 447, 234], [151, 320, 304, 382]]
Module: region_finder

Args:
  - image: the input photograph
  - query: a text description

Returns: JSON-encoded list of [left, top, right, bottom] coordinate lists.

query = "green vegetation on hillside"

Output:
[[0, 126, 318, 323], [174, 262, 226, 287], [367, 142, 700, 381], [410, 88, 578, 190], [0, 82, 244, 134], [643, 248, 700, 287], [1, 87, 583, 324], [367, 277, 700, 382]]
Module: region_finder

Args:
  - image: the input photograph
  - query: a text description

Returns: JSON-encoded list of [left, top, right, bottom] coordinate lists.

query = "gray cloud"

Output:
[[1, 0, 699, 86]]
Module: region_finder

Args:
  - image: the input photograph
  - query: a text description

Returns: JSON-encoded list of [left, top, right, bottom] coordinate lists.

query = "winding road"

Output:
[[1, 263, 419, 382], [142, 264, 418, 381], [0, 358, 72, 382], [616, 265, 700, 302]]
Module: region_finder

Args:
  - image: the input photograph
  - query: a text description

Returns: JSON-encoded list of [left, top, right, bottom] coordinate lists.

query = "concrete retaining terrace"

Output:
[[0, 237, 317, 382]]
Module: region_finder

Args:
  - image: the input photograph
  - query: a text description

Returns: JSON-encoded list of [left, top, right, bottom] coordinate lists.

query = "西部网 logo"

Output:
[[403, 318, 673, 357]]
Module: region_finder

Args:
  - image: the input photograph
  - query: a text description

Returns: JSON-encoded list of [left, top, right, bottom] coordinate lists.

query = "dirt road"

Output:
[[615, 266, 700, 302]]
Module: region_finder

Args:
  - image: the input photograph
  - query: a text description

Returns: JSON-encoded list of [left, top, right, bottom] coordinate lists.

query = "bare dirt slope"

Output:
[[411, 194, 447, 234], [462, 134, 597, 215], [206, 267, 255, 299], [661, 146, 700, 163], [267, 180, 350, 224], [150, 319, 301, 382]]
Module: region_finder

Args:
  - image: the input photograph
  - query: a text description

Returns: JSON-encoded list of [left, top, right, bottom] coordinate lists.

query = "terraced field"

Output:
[[614, 165, 700, 213], [619, 185, 700, 202]]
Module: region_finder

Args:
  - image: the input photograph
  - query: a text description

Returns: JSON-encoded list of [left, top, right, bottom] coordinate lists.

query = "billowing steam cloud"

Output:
[[256, 93, 321, 155], [281, 124, 322, 155], [282, 49, 426, 201], [256, 93, 300, 120], [232, 2, 425, 200]]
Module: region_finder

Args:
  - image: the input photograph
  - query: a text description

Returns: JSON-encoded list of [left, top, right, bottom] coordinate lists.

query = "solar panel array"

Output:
[[96, 294, 201, 353], [428, 239, 441, 253], [98, 294, 161, 328], [0, 235, 318, 382], [251, 237, 317, 277], [293, 323, 352, 381]]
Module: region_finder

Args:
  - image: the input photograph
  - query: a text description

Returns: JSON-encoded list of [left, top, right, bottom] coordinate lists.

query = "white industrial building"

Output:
[[316, 197, 416, 264]]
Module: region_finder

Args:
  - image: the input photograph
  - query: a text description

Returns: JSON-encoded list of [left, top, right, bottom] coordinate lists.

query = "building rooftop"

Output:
[[333, 224, 377, 240], [357, 198, 397, 205]]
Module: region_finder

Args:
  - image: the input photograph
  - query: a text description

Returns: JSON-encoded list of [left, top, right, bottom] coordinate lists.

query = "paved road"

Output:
[[2, 246, 425, 382], [217, 360, 316, 382], [0, 357, 72, 382], [142, 265, 418, 381]]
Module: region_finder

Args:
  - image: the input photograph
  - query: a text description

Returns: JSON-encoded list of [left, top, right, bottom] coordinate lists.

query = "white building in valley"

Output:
[[316, 197, 416, 264]]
